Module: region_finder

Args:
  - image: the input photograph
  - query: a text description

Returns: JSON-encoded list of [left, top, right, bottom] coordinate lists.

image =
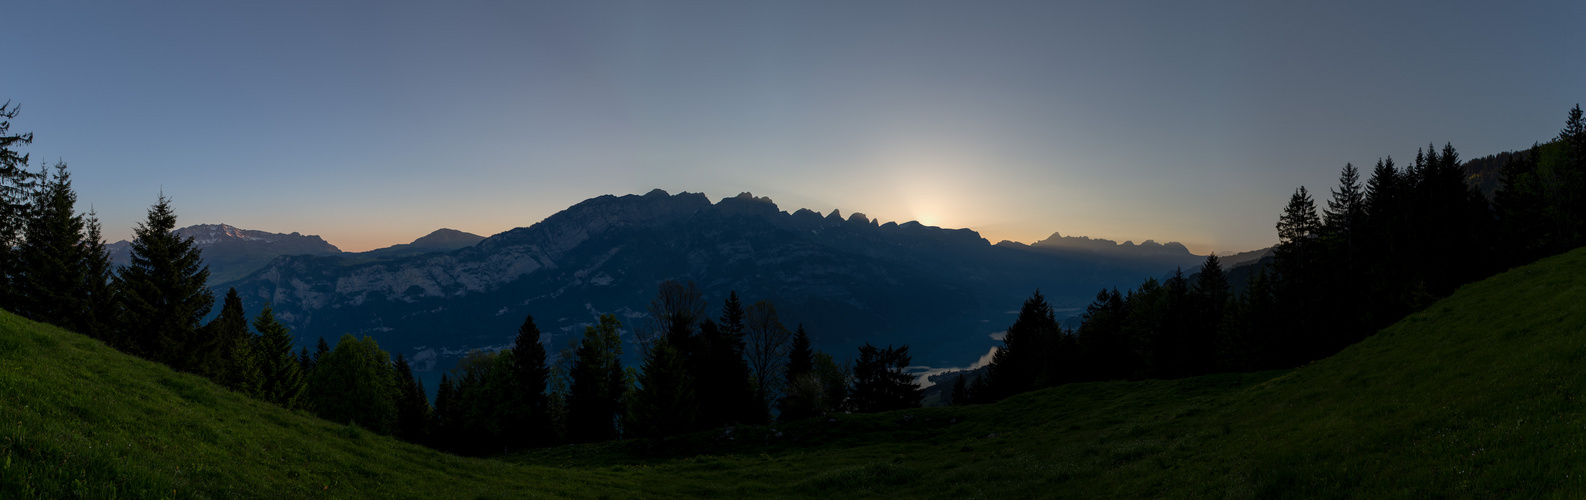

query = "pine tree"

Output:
[[431, 373, 458, 450], [392, 354, 431, 444], [785, 324, 813, 388], [205, 288, 257, 390], [15, 162, 87, 330], [985, 289, 1061, 400], [78, 208, 117, 340], [631, 338, 698, 438], [253, 304, 306, 409], [567, 314, 626, 443], [949, 374, 971, 406], [510, 314, 550, 447], [113, 194, 214, 369], [0, 101, 38, 312], [849, 343, 922, 413], [695, 317, 758, 427]]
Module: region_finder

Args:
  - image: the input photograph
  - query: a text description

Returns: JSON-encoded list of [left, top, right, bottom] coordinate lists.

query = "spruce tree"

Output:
[[985, 289, 1060, 400], [567, 314, 626, 443], [778, 324, 817, 421], [849, 343, 922, 413], [113, 194, 214, 369], [78, 209, 117, 340], [15, 162, 87, 330], [695, 317, 758, 427], [0, 101, 38, 312], [253, 304, 306, 409], [510, 314, 550, 447], [949, 374, 971, 406], [393, 354, 431, 444], [205, 288, 257, 390], [631, 338, 697, 438]]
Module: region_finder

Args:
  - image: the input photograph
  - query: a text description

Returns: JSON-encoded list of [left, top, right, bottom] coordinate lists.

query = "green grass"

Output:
[[8, 247, 1586, 497]]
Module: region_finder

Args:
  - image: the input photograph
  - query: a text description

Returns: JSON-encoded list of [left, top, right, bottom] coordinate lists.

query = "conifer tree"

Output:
[[631, 338, 697, 438], [431, 373, 458, 449], [510, 314, 550, 447], [0, 101, 38, 312], [113, 194, 214, 369], [78, 209, 117, 340], [849, 343, 921, 413], [785, 323, 813, 385], [253, 304, 306, 409], [949, 374, 971, 406], [985, 289, 1061, 400], [695, 317, 758, 427], [567, 314, 626, 443], [205, 288, 257, 390], [392, 354, 430, 444], [15, 162, 87, 330]]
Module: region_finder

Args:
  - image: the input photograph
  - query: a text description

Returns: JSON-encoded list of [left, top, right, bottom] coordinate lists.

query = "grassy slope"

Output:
[[7, 248, 1586, 498]]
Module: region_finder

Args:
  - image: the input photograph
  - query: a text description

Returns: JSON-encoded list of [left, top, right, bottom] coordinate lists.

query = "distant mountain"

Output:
[[995, 231, 1203, 270], [225, 189, 1210, 377], [352, 228, 485, 261], [108, 224, 341, 285]]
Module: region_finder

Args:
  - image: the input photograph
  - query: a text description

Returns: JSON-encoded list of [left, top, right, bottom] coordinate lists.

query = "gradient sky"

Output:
[[5, 1, 1582, 253]]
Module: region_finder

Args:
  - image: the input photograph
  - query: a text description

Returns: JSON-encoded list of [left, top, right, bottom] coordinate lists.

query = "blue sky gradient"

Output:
[[5, 1, 1582, 252]]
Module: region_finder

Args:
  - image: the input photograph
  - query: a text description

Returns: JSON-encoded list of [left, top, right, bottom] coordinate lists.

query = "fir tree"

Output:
[[15, 162, 87, 330], [0, 101, 38, 312], [253, 304, 306, 409], [392, 354, 430, 444], [113, 194, 214, 369], [778, 324, 817, 421], [567, 314, 626, 443], [985, 289, 1061, 400], [78, 208, 117, 340], [631, 338, 698, 438], [205, 288, 257, 390], [695, 317, 758, 427], [849, 343, 921, 413], [510, 314, 550, 447], [949, 374, 971, 406]]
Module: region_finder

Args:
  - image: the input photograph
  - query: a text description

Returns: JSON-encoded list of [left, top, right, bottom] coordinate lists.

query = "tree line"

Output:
[[958, 104, 1586, 405], [1, 100, 923, 455]]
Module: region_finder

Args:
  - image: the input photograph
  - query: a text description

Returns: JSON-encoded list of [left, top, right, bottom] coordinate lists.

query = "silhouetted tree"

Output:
[[510, 314, 550, 447], [779, 324, 817, 420], [0, 100, 38, 312], [850, 343, 921, 413], [630, 338, 697, 438], [744, 299, 790, 419], [114, 195, 214, 370], [985, 289, 1062, 400], [567, 314, 626, 443], [695, 315, 759, 427], [392, 353, 430, 444]]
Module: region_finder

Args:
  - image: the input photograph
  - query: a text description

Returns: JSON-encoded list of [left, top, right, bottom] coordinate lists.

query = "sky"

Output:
[[4, 1, 1582, 253]]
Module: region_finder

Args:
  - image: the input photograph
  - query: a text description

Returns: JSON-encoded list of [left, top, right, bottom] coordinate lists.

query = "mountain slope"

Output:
[[350, 228, 486, 261], [7, 246, 1586, 497], [226, 190, 1203, 373]]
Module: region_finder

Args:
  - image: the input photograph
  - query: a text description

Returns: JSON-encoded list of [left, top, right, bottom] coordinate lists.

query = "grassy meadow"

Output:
[[6, 247, 1586, 498]]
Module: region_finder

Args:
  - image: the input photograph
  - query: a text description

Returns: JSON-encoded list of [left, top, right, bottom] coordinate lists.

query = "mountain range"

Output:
[[211, 189, 1224, 377], [107, 225, 485, 285]]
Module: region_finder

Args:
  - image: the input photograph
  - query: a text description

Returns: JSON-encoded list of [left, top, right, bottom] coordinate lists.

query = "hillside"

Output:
[[7, 247, 1586, 497]]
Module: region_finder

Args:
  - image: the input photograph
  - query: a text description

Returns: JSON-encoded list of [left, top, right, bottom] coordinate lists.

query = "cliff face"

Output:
[[226, 190, 1200, 373]]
